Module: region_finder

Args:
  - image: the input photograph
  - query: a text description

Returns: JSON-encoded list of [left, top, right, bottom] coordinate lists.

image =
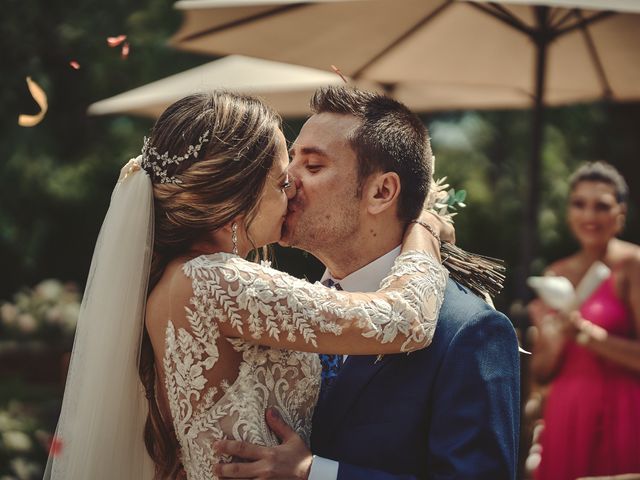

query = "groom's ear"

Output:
[[365, 171, 401, 215]]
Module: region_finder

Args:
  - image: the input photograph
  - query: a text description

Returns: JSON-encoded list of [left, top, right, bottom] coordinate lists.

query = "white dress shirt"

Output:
[[309, 246, 401, 480]]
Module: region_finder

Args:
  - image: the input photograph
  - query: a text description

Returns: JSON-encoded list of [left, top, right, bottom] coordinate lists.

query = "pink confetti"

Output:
[[69, 60, 81, 70], [121, 42, 130, 59], [48, 435, 64, 457], [107, 34, 127, 47]]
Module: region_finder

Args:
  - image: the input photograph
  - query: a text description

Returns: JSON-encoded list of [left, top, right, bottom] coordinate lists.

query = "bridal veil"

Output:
[[44, 157, 155, 479]]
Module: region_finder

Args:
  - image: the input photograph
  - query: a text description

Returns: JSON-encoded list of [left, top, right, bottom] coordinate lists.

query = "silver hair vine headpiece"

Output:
[[140, 130, 211, 184]]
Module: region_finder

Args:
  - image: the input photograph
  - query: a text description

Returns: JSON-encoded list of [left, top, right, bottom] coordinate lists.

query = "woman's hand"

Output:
[[401, 211, 450, 261], [529, 301, 573, 383], [415, 210, 456, 244]]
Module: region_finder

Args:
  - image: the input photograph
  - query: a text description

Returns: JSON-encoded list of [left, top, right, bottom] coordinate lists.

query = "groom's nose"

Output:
[[285, 177, 298, 200]]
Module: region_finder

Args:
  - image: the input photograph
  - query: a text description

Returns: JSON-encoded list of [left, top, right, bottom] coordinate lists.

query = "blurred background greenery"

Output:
[[0, 0, 638, 477]]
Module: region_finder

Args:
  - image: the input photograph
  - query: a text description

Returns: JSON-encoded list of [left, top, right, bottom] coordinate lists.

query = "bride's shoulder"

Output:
[[182, 253, 260, 279]]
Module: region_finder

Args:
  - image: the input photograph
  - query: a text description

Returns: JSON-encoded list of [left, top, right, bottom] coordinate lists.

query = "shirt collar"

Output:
[[321, 245, 401, 292]]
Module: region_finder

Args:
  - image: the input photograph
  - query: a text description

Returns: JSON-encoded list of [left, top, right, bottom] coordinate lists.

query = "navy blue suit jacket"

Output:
[[311, 279, 520, 479]]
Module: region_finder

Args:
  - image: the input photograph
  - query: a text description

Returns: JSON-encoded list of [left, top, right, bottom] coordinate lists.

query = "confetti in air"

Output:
[[48, 435, 64, 457], [69, 60, 81, 70], [121, 42, 130, 59], [18, 77, 48, 127], [331, 65, 348, 84], [107, 34, 127, 47]]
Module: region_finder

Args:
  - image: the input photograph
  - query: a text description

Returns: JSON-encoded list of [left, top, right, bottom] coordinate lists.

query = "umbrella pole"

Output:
[[518, 8, 550, 302]]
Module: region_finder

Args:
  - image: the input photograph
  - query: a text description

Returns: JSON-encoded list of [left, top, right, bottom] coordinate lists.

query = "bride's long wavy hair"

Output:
[[138, 91, 282, 479]]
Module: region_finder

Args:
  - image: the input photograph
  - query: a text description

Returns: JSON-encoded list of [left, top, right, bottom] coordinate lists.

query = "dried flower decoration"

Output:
[[426, 176, 467, 223], [423, 158, 505, 298], [140, 130, 210, 184]]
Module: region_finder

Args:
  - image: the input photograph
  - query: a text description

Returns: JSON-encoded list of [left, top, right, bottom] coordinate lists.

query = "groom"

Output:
[[214, 86, 520, 479]]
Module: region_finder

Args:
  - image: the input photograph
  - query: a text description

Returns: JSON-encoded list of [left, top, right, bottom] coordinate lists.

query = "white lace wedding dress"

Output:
[[161, 250, 447, 480]]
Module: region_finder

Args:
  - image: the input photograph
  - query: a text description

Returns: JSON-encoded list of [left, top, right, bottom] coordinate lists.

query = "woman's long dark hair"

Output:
[[137, 91, 282, 479]]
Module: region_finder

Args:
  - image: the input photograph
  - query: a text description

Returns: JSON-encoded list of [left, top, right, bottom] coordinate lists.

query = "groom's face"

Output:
[[281, 112, 363, 251]]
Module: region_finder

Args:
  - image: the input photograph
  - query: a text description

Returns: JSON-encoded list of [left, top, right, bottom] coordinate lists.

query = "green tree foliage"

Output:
[[430, 105, 640, 313], [0, 0, 204, 299], [0, 0, 638, 314]]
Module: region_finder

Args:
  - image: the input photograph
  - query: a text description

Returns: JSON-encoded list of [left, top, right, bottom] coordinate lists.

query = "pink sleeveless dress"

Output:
[[536, 274, 640, 480]]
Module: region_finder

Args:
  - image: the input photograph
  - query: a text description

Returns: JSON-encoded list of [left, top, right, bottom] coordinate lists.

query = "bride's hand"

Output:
[[419, 210, 455, 244], [401, 211, 452, 261]]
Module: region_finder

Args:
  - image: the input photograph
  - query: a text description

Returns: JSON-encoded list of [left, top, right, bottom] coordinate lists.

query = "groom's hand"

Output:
[[213, 407, 313, 479]]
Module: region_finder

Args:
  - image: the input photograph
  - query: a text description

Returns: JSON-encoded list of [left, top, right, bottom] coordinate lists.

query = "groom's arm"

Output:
[[425, 310, 520, 480]]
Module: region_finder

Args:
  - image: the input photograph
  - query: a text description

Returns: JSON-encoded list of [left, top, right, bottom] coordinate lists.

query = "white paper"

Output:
[[527, 261, 611, 312]]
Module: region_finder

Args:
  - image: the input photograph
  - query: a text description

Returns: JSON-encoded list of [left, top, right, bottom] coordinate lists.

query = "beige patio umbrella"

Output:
[[88, 54, 549, 120], [88, 55, 351, 118], [169, 0, 640, 298]]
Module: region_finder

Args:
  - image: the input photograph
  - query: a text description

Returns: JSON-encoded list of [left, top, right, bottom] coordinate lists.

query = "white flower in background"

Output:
[[0, 411, 14, 431], [60, 302, 80, 332], [34, 279, 63, 301], [45, 305, 63, 325], [0, 303, 18, 326], [14, 293, 30, 311], [16, 314, 37, 334], [3, 279, 80, 340], [2, 430, 32, 452], [10, 457, 41, 480]]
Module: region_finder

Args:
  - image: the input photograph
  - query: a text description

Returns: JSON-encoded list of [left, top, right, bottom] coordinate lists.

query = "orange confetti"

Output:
[[48, 435, 63, 457], [107, 34, 127, 47], [69, 60, 81, 70], [18, 77, 48, 127], [331, 65, 348, 84], [121, 42, 130, 59]]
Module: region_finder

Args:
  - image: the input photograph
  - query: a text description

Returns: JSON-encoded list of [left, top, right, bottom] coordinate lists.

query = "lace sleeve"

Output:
[[183, 250, 448, 354]]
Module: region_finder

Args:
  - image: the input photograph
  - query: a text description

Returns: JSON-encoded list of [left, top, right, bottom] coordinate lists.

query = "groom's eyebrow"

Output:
[[288, 146, 328, 159]]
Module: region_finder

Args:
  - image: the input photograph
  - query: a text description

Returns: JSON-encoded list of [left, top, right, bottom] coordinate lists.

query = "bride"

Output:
[[44, 91, 449, 480]]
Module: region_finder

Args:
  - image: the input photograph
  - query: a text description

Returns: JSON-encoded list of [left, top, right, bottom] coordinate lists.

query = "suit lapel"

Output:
[[316, 353, 394, 441]]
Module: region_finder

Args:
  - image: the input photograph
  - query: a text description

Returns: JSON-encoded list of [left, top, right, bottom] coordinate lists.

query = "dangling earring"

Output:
[[231, 222, 238, 255]]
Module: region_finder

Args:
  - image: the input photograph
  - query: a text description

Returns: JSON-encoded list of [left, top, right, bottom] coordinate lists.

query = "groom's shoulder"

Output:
[[435, 278, 516, 346]]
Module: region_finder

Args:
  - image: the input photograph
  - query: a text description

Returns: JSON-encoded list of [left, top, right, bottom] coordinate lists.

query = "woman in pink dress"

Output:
[[530, 161, 640, 480]]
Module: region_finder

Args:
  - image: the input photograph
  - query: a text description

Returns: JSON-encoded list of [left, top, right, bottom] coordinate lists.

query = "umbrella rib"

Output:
[[467, 2, 533, 36], [551, 8, 577, 30], [351, 0, 453, 79], [547, 7, 565, 27], [574, 10, 613, 98], [486, 2, 530, 29], [177, 4, 308, 43], [555, 11, 614, 37]]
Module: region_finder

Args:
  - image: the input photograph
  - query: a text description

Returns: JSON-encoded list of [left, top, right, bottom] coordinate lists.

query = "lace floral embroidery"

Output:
[[163, 251, 447, 479]]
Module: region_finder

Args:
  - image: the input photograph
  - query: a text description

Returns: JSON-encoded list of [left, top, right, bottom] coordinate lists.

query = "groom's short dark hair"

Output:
[[310, 86, 432, 223]]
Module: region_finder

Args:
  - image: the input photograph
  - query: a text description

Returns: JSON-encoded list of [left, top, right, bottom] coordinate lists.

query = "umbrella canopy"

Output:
[[474, 0, 640, 12], [87, 55, 553, 119], [170, 0, 640, 106], [169, 0, 640, 298], [88, 55, 349, 117]]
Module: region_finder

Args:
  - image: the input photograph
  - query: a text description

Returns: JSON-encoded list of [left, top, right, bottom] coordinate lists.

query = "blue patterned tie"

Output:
[[318, 279, 343, 402]]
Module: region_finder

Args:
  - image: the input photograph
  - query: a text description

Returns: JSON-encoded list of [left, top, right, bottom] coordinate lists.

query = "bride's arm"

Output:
[[183, 217, 448, 355]]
